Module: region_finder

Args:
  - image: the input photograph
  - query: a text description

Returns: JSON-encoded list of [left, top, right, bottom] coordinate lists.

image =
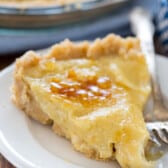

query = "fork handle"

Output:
[[130, 8, 164, 120]]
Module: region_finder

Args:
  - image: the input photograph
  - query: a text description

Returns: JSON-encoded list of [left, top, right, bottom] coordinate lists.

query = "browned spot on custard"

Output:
[[50, 70, 112, 103]]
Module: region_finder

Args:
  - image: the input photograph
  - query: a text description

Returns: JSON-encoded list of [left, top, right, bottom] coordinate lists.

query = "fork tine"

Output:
[[162, 129, 168, 140], [152, 129, 168, 145]]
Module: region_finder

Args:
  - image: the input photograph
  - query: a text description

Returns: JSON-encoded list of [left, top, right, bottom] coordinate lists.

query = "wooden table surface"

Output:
[[0, 155, 14, 168]]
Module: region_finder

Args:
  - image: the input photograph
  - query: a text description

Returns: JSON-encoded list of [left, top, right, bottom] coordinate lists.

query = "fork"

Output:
[[130, 8, 168, 159], [146, 122, 168, 160], [130, 7, 168, 121]]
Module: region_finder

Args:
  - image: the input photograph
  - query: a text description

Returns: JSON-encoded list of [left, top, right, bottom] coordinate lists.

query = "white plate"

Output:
[[0, 55, 168, 168]]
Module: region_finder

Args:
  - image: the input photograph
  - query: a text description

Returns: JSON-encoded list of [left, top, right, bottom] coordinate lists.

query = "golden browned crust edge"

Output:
[[13, 34, 143, 71], [11, 34, 144, 161], [47, 34, 142, 60]]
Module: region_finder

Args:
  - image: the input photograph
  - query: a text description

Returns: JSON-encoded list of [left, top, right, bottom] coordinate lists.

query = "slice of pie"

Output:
[[12, 34, 154, 168]]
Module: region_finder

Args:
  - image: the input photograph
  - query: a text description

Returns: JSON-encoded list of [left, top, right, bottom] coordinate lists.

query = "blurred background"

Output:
[[0, 0, 158, 57]]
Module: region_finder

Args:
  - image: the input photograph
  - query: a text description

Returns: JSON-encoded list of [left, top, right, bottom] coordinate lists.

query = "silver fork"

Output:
[[130, 7, 168, 121], [146, 122, 168, 160], [130, 8, 168, 158]]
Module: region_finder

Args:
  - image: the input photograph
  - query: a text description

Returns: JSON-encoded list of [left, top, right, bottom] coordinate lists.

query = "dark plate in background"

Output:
[[0, 0, 157, 56], [0, 0, 130, 28]]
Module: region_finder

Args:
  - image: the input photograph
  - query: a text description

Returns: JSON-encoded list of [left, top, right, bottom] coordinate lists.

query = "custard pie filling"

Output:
[[12, 34, 154, 168]]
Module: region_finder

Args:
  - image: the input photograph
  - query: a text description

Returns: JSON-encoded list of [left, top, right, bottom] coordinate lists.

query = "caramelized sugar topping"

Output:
[[50, 69, 112, 101]]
